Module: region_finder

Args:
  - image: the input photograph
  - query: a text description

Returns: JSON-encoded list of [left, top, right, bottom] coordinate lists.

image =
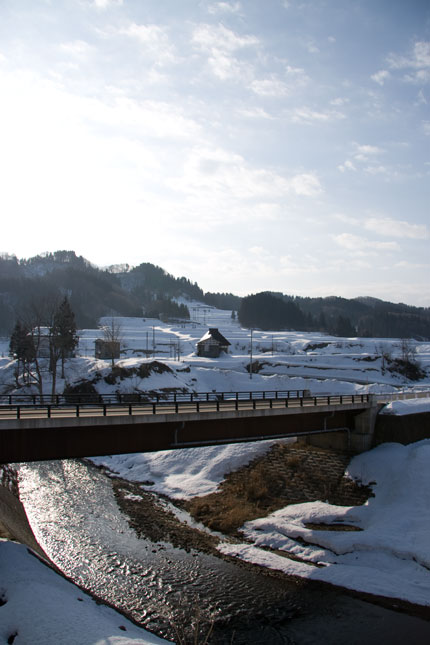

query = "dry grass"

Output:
[[183, 444, 372, 536], [185, 464, 287, 534]]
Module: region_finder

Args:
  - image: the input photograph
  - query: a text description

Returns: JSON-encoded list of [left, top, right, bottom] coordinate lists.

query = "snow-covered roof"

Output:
[[197, 327, 231, 346]]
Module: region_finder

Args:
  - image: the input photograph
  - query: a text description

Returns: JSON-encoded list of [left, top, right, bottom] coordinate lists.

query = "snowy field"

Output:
[[1, 304, 430, 642], [1, 301, 430, 399]]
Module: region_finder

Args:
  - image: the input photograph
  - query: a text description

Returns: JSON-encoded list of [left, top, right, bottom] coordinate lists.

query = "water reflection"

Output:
[[17, 459, 302, 642]]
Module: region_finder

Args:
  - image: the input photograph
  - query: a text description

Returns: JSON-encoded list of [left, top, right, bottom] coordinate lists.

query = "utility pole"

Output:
[[249, 329, 253, 379]]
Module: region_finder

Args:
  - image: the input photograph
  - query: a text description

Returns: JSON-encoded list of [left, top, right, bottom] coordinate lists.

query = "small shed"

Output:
[[95, 338, 120, 360], [196, 328, 231, 358], [33, 327, 51, 359]]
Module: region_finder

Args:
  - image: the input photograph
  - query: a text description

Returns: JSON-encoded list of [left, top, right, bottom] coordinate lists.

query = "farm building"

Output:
[[196, 328, 231, 358], [95, 338, 120, 360]]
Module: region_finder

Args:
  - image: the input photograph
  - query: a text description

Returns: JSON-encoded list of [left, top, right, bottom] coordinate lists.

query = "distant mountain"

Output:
[[0, 252, 239, 334], [0, 251, 429, 340]]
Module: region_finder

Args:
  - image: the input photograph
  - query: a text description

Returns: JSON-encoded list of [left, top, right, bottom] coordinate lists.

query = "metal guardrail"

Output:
[[0, 392, 371, 421], [0, 389, 309, 407]]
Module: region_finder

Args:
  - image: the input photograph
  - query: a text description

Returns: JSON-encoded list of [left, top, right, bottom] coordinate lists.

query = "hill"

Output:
[[0, 251, 429, 339]]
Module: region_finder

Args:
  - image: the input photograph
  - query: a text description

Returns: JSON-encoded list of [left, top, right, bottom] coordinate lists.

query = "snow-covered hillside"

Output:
[[1, 303, 429, 398]]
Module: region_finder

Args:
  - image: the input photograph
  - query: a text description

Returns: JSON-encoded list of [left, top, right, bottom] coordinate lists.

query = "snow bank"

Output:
[[0, 540, 167, 644], [91, 439, 290, 499], [219, 440, 430, 606], [380, 397, 430, 415]]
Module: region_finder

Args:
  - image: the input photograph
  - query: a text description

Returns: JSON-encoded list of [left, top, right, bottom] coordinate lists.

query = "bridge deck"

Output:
[[0, 394, 371, 463]]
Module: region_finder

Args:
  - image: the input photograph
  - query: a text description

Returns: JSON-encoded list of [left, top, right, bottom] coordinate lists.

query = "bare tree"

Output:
[[101, 317, 122, 369], [400, 338, 417, 364]]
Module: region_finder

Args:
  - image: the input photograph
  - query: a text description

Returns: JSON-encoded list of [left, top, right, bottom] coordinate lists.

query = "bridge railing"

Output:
[[0, 392, 371, 421], [0, 389, 309, 407]]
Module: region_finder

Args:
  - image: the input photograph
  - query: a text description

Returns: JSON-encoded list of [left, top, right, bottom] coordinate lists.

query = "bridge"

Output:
[[0, 389, 427, 464]]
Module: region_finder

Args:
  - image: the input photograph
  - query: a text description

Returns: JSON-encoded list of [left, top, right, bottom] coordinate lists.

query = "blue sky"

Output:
[[1, 0, 429, 305]]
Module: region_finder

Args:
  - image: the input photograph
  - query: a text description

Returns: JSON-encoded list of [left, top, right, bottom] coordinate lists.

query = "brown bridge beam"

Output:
[[0, 402, 369, 463]]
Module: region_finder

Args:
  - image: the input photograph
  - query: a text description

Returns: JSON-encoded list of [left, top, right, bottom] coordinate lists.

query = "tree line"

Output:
[[1, 252, 429, 340], [239, 292, 430, 339], [9, 296, 78, 400]]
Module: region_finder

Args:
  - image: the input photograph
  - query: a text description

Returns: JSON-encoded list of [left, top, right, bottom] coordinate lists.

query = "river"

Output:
[[15, 459, 430, 644]]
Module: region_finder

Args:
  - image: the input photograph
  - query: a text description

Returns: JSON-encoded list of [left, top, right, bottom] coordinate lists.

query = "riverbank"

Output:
[[108, 443, 430, 623], [2, 450, 430, 643]]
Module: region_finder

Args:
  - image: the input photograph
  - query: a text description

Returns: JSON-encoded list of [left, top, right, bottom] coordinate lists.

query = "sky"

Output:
[[0, 0, 429, 306]]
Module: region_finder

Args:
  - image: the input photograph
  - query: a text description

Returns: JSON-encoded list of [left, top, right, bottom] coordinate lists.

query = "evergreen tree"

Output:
[[9, 321, 34, 385], [51, 297, 78, 378], [239, 292, 305, 330]]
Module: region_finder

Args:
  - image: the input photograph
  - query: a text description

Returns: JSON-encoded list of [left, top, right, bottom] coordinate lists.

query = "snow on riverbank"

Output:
[[219, 440, 430, 607], [91, 439, 292, 499], [380, 397, 430, 415], [0, 540, 168, 645]]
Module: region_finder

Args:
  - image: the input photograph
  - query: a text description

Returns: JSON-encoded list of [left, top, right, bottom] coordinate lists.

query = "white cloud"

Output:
[[90, 0, 123, 7], [387, 41, 430, 84], [291, 106, 345, 124], [249, 76, 288, 96], [237, 106, 274, 119], [353, 143, 384, 161], [118, 23, 176, 65], [59, 40, 93, 57], [330, 97, 349, 106], [338, 160, 356, 172], [333, 233, 399, 253], [371, 69, 391, 86], [423, 121, 430, 136], [363, 165, 390, 175], [289, 173, 322, 196], [168, 146, 322, 201], [304, 39, 319, 54], [192, 23, 258, 80], [192, 23, 258, 52], [332, 213, 360, 226], [207, 2, 242, 14], [364, 217, 427, 239]]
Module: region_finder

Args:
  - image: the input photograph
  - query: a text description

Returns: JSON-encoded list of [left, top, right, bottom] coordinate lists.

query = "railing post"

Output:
[[340, 395, 343, 404], [47, 405, 51, 418], [153, 402, 156, 414], [16, 406, 20, 420], [76, 405, 80, 417], [175, 402, 179, 414], [103, 404, 107, 416], [196, 401, 200, 413], [129, 404, 132, 415], [300, 397, 303, 407]]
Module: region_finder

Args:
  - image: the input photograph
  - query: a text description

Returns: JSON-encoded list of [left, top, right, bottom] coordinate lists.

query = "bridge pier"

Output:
[[303, 397, 382, 454], [349, 398, 383, 453]]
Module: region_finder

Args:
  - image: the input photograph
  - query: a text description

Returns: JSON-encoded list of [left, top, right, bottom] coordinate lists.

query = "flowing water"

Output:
[[16, 459, 430, 644]]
